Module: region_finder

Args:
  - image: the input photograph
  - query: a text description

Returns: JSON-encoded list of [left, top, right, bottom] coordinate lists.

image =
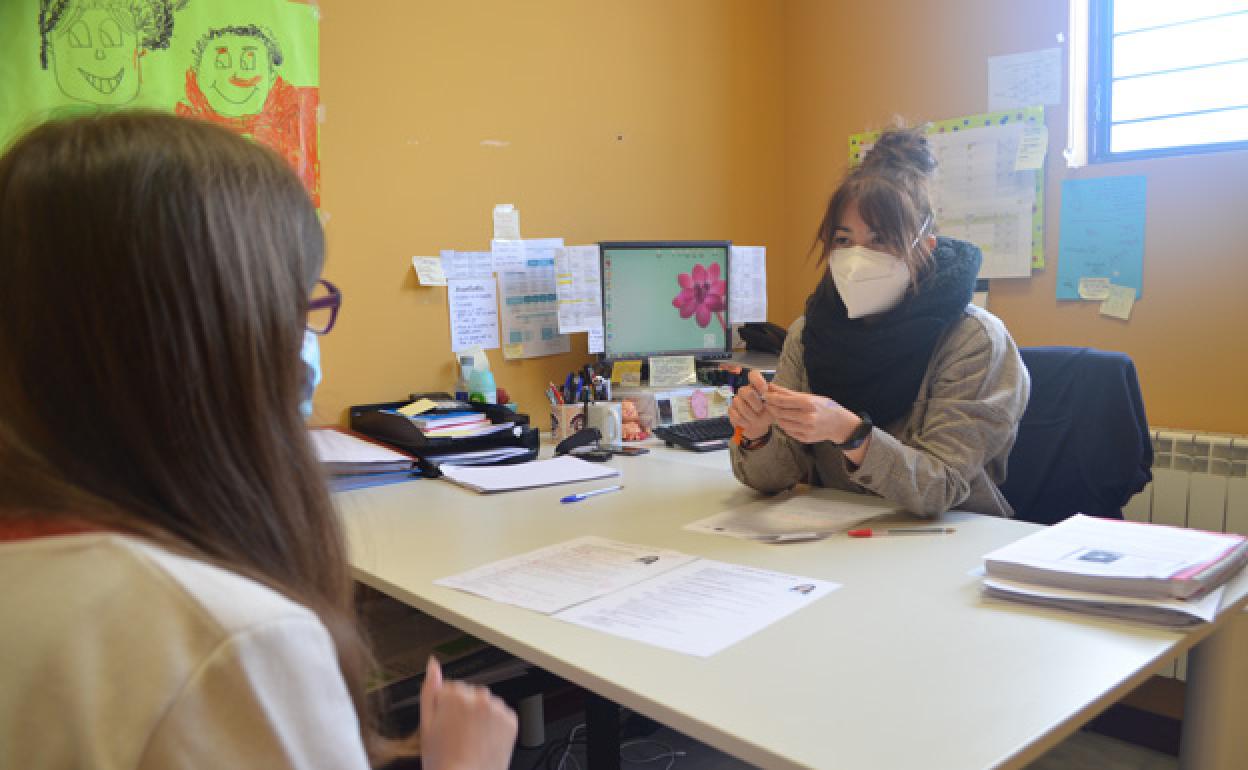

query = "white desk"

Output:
[[336, 449, 1248, 770]]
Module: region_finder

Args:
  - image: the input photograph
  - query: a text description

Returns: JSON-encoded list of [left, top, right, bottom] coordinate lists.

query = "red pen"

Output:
[[848, 527, 955, 537]]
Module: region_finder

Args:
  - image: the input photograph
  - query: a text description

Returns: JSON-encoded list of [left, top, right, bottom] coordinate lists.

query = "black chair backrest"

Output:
[[1000, 347, 1153, 526]]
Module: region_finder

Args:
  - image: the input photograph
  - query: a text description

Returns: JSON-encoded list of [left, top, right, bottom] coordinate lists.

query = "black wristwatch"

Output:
[[830, 412, 873, 450]]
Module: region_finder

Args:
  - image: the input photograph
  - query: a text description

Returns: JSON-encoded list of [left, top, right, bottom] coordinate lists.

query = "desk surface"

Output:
[[337, 449, 1248, 770]]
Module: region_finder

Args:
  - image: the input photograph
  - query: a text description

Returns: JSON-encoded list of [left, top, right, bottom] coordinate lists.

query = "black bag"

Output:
[[349, 400, 539, 478], [738, 321, 787, 354]]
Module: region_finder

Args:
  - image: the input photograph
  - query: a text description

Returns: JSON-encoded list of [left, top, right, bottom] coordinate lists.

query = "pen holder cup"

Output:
[[551, 404, 588, 442]]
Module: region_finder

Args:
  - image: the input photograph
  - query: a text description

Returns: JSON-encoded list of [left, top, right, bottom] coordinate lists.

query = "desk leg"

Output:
[[585, 693, 621, 770], [1180, 609, 1248, 770]]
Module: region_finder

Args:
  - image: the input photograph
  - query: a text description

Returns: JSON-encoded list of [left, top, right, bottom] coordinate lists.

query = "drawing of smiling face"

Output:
[[196, 34, 276, 118], [48, 5, 141, 105]]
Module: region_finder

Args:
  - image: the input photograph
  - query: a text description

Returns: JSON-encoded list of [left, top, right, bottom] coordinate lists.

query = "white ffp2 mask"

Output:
[[828, 246, 911, 318]]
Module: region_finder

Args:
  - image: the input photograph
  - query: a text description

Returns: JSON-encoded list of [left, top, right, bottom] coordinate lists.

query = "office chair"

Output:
[[999, 347, 1153, 526]]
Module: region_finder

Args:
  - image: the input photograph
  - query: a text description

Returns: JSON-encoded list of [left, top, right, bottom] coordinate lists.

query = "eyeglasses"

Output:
[[307, 279, 342, 335]]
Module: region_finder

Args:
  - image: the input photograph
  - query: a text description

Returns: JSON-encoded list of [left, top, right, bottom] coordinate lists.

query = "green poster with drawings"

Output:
[[0, 1, 320, 204]]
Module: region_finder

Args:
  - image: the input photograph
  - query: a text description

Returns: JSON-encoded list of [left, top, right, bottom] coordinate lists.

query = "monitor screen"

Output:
[[600, 241, 731, 360]]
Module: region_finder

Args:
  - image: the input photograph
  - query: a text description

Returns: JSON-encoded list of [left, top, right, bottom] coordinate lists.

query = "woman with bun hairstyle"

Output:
[[0, 113, 516, 769], [728, 126, 1029, 517]]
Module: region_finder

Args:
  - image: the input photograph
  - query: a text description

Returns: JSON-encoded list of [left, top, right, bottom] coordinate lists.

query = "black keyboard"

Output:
[[653, 416, 734, 452]]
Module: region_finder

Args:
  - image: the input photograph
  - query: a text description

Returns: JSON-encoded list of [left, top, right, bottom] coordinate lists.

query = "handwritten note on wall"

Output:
[[1057, 176, 1147, 301], [448, 279, 500, 351], [988, 48, 1063, 111]]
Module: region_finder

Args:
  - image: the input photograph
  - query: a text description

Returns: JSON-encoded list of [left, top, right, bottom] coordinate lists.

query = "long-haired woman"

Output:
[[0, 112, 516, 769]]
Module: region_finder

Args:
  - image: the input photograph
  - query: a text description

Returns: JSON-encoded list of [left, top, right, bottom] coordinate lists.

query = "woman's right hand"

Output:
[[419, 657, 518, 770], [728, 369, 773, 441]]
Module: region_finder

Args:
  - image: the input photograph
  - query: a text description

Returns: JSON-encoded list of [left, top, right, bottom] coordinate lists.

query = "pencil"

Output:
[[847, 527, 955, 538]]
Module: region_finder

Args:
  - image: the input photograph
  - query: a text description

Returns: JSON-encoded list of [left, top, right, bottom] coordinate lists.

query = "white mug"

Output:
[[587, 402, 623, 444]]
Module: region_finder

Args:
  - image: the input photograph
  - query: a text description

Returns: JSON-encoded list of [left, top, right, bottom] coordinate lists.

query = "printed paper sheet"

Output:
[[497, 238, 570, 359]]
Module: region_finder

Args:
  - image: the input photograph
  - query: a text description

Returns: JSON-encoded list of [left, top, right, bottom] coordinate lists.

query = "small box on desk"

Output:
[[349, 400, 539, 478], [612, 385, 733, 427]]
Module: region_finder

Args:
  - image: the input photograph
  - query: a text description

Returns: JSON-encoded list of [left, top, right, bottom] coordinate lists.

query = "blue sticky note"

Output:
[[1057, 176, 1146, 300]]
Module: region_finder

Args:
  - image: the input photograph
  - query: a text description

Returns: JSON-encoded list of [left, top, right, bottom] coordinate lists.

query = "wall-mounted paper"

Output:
[[927, 122, 1035, 278], [554, 245, 604, 333], [1057, 176, 1146, 300], [988, 48, 1062, 111], [491, 239, 526, 272], [442, 249, 493, 280], [588, 327, 604, 354], [729, 246, 767, 323], [850, 107, 1047, 270], [493, 203, 521, 240], [1014, 124, 1049, 171], [448, 279, 499, 352], [411, 256, 447, 286], [498, 238, 570, 359]]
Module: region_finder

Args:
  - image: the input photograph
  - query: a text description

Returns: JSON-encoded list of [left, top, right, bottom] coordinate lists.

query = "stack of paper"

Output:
[[439, 455, 618, 493], [981, 514, 1248, 626], [309, 428, 419, 491], [408, 410, 488, 433]]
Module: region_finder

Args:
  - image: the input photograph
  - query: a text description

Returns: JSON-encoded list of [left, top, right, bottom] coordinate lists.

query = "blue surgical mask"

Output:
[[299, 330, 322, 419]]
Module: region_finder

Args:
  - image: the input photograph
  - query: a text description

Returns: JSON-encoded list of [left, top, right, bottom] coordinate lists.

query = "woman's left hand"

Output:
[[764, 384, 856, 445]]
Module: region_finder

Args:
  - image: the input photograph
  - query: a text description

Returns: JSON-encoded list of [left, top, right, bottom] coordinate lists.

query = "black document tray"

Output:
[[348, 400, 539, 478]]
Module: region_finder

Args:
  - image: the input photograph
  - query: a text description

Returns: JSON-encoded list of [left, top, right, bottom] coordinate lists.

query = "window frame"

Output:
[[1087, 0, 1248, 163]]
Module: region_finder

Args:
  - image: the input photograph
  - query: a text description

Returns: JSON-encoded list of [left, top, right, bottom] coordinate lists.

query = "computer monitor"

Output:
[[599, 241, 732, 361]]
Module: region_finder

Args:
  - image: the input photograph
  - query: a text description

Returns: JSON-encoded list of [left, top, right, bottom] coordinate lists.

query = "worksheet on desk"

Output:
[[685, 486, 896, 542], [435, 536, 695, 614], [436, 536, 839, 656], [555, 560, 839, 657]]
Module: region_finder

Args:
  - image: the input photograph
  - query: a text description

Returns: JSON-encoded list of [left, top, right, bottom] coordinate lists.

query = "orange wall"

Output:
[[782, 0, 1248, 434], [320, 1, 1248, 435], [316, 0, 785, 424]]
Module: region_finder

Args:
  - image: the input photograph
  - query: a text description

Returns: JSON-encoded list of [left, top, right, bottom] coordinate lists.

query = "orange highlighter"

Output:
[[721, 363, 751, 446]]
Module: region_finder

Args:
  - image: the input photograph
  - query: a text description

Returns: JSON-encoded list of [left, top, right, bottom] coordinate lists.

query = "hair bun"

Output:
[[862, 126, 936, 176]]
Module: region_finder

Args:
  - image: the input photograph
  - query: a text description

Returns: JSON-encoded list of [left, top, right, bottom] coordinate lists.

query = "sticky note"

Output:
[[612, 360, 643, 387], [503, 342, 525, 359], [398, 398, 438, 417], [1100, 284, 1136, 321], [1078, 277, 1111, 300], [648, 355, 697, 388], [493, 204, 521, 240], [411, 256, 447, 286], [1014, 124, 1048, 171]]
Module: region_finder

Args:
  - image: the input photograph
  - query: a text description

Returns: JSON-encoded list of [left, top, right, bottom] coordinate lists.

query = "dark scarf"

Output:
[[802, 237, 981, 428]]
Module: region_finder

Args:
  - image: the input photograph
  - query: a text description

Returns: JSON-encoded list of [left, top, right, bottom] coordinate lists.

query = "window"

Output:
[[1081, 0, 1248, 163]]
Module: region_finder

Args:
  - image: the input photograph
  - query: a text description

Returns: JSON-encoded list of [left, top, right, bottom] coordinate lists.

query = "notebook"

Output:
[[439, 455, 618, 493], [983, 514, 1248, 600], [309, 428, 416, 475]]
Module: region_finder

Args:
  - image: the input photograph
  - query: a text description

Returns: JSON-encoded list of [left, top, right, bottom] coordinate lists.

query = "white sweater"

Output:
[[0, 533, 371, 769]]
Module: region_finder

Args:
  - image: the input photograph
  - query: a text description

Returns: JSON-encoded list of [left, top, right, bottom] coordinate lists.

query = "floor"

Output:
[[510, 711, 1178, 770]]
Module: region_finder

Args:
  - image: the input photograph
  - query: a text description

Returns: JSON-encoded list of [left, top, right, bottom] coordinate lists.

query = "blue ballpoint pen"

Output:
[[560, 485, 623, 503]]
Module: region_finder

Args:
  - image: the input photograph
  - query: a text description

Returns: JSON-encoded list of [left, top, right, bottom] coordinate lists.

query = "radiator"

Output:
[[1122, 429, 1248, 680]]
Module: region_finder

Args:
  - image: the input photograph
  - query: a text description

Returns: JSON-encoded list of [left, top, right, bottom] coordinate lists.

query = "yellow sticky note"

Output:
[[1100, 284, 1136, 321], [503, 343, 525, 359], [612, 360, 642, 387], [648, 355, 697, 388], [1014, 124, 1048, 171], [398, 398, 438, 417], [1078, 277, 1111, 300]]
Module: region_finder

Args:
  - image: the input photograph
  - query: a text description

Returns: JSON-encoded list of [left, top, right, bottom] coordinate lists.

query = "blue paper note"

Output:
[[1056, 176, 1147, 300]]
